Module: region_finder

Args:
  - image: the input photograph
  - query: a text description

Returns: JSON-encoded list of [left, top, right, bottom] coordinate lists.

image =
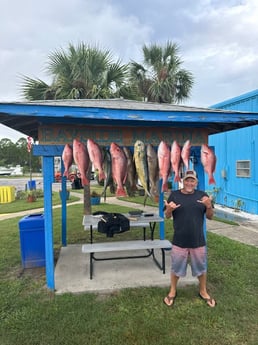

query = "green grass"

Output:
[[119, 194, 160, 207], [1, 202, 258, 345], [0, 191, 80, 214]]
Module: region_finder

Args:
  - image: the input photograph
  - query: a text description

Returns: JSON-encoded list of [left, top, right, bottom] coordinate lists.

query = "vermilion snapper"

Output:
[[73, 139, 90, 186], [158, 141, 171, 192], [87, 138, 106, 182], [201, 144, 217, 185], [181, 139, 191, 170], [62, 143, 73, 178], [171, 140, 181, 183], [110, 142, 128, 197]]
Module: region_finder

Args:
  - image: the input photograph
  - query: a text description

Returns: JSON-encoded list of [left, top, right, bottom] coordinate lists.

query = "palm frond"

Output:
[[19, 75, 55, 100]]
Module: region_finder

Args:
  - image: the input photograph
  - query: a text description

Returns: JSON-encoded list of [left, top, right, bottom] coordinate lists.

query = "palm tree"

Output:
[[129, 41, 194, 104], [20, 43, 135, 101], [20, 77, 57, 100]]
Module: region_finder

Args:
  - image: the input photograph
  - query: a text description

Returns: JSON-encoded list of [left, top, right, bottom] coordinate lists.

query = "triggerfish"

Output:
[[123, 147, 137, 196], [146, 143, 159, 199], [102, 147, 115, 201]]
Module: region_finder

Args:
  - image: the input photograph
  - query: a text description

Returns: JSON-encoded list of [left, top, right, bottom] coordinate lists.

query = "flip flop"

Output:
[[198, 293, 216, 308], [163, 293, 177, 307]]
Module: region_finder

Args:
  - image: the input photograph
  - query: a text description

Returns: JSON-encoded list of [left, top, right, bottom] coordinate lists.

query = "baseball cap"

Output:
[[182, 170, 198, 181]]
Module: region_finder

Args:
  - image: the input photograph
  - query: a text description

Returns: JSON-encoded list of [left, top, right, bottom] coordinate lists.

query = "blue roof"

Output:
[[1, 98, 258, 139], [210, 89, 258, 109]]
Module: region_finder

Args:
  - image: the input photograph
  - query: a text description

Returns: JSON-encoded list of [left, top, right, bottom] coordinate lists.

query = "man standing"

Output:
[[163, 170, 216, 308]]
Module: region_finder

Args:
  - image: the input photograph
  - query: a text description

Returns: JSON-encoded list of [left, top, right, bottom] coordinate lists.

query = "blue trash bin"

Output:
[[18, 213, 45, 268], [27, 180, 36, 190]]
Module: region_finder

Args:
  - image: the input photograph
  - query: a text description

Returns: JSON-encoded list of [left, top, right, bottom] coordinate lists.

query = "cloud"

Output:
[[1, 0, 258, 139]]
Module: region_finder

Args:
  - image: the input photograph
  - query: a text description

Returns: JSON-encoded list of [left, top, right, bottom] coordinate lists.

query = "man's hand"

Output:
[[164, 200, 180, 218], [197, 196, 214, 219], [197, 196, 213, 209]]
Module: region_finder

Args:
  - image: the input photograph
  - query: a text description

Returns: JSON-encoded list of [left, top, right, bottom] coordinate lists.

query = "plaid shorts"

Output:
[[171, 245, 207, 277]]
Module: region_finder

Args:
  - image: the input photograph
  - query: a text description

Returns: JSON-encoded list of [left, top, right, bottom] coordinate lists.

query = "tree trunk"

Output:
[[84, 162, 92, 215], [83, 185, 91, 215]]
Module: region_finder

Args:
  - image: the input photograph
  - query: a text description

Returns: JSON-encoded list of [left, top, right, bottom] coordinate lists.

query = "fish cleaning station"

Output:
[[1, 99, 258, 292]]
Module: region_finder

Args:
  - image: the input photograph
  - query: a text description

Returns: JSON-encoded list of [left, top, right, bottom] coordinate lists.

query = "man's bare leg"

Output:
[[198, 273, 216, 307]]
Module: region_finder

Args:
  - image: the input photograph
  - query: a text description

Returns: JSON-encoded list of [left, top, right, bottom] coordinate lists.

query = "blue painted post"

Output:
[[158, 179, 165, 240], [60, 160, 67, 246], [193, 147, 207, 241], [43, 156, 55, 290]]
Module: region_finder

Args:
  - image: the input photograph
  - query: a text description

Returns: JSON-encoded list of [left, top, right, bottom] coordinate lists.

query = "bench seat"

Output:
[[82, 239, 172, 279], [82, 239, 171, 253]]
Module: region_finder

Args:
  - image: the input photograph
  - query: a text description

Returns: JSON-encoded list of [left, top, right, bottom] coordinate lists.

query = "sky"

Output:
[[1, 0, 258, 142]]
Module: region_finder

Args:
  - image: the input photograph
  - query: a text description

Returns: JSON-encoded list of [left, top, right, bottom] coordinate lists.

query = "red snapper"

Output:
[[87, 138, 106, 181], [62, 144, 73, 178], [110, 142, 127, 197], [171, 140, 181, 183], [201, 144, 216, 185], [158, 141, 171, 192], [73, 139, 90, 186]]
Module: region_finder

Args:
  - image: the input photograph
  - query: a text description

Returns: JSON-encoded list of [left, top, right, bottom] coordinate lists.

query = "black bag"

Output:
[[97, 213, 130, 238]]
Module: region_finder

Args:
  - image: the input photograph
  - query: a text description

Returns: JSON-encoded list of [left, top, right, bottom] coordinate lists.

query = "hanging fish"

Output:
[[73, 139, 90, 186], [110, 142, 128, 197], [133, 140, 151, 198], [102, 148, 113, 201], [62, 143, 73, 178], [171, 140, 181, 183], [181, 139, 191, 170], [146, 143, 159, 199], [158, 141, 171, 192], [201, 144, 217, 185], [123, 146, 137, 197], [87, 138, 106, 182], [102, 147, 115, 201]]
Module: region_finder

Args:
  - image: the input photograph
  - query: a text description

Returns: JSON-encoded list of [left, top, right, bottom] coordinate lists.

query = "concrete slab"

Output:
[[55, 244, 198, 294]]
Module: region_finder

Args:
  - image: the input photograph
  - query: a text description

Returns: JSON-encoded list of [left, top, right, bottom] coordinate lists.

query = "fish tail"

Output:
[[208, 175, 216, 185], [81, 176, 90, 186], [162, 182, 168, 192], [101, 188, 107, 201], [63, 170, 69, 178], [98, 171, 106, 182], [143, 194, 148, 206], [174, 174, 181, 183], [115, 187, 127, 197]]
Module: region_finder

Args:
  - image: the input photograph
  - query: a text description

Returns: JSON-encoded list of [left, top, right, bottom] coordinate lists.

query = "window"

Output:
[[236, 160, 250, 177]]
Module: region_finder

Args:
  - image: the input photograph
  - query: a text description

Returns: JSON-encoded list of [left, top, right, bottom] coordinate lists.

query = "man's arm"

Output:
[[205, 206, 214, 220]]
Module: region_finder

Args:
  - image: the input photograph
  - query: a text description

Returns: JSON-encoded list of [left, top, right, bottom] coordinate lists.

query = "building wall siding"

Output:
[[209, 90, 258, 214]]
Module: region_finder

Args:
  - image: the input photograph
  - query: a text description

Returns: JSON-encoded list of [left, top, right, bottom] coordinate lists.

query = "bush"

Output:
[[16, 189, 44, 200]]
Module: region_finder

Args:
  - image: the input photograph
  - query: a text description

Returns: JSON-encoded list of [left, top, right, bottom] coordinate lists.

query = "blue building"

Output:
[[209, 89, 258, 215]]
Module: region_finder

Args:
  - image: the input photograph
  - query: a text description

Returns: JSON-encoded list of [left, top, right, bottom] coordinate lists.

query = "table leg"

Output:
[[149, 222, 157, 240]]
